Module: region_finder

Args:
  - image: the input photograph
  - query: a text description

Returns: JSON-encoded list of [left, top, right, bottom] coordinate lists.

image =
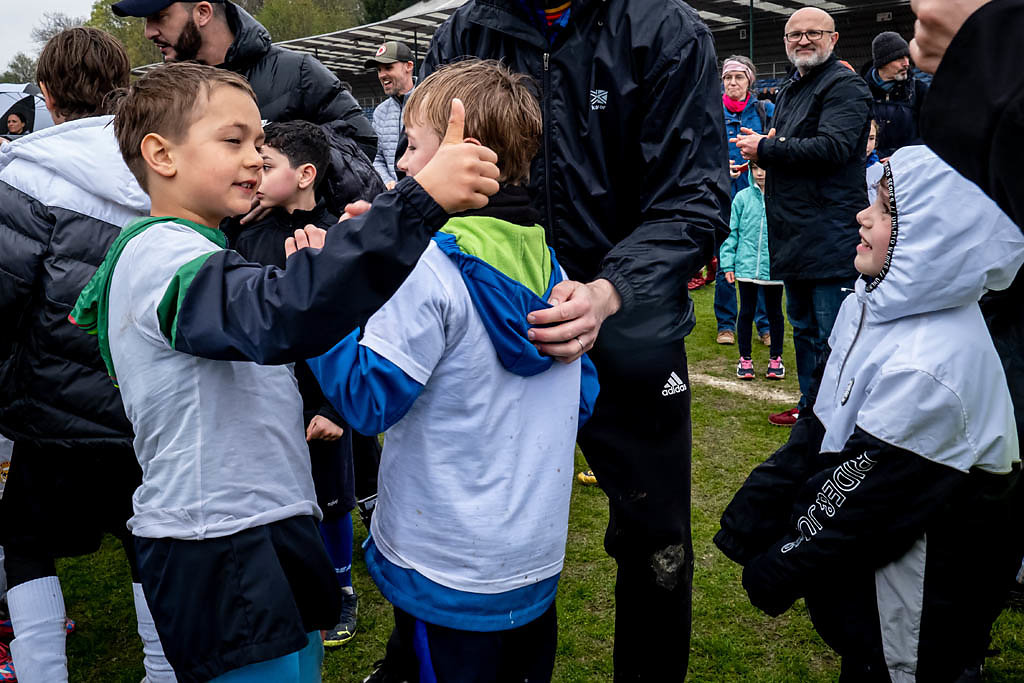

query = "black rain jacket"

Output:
[[422, 0, 730, 344], [757, 55, 872, 282], [716, 408, 1022, 680]]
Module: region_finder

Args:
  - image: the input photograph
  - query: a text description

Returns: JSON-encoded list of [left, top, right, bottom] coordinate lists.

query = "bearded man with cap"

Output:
[[860, 31, 930, 158], [365, 41, 415, 188], [112, 0, 383, 207]]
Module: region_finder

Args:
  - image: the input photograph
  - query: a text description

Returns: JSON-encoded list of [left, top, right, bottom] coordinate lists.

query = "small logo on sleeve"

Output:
[[590, 89, 608, 110], [662, 372, 688, 396]]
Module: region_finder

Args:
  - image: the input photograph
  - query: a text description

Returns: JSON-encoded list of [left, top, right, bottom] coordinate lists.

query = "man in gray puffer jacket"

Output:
[[365, 40, 416, 188]]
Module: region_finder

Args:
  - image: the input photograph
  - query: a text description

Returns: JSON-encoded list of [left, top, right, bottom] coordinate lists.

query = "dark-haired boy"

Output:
[[70, 61, 497, 681], [231, 121, 337, 248], [0, 27, 175, 683], [230, 120, 360, 648]]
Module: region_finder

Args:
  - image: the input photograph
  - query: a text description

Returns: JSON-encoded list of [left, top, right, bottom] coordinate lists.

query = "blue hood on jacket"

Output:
[[431, 229, 600, 423], [432, 230, 565, 378]]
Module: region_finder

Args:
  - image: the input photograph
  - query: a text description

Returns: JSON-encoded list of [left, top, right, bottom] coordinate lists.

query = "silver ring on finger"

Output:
[[575, 337, 585, 353]]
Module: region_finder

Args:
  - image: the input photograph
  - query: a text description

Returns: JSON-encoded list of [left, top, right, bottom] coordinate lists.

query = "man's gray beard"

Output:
[[890, 71, 909, 82], [789, 48, 832, 71]]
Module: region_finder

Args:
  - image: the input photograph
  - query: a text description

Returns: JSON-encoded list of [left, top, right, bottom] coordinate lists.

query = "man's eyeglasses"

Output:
[[784, 30, 835, 43]]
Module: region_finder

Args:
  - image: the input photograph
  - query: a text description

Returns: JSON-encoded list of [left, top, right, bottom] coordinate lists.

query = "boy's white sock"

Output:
[[133, 583, 177, 682], [7, 575, 68, 683]]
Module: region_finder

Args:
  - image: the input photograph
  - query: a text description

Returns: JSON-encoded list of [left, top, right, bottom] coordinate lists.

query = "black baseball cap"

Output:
[[363, 41, 414, 70], [112, 0, 224, 18]]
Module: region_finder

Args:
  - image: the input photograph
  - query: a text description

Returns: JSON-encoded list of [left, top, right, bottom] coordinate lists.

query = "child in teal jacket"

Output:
[[720, 161, 786, 380]]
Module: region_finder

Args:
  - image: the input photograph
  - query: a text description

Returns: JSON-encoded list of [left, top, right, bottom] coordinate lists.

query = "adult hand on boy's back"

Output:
[[284, 225, 327, 258], [306, 415, 344, 442], [414, 98, 500, 212], [526, 279, 622, 363]]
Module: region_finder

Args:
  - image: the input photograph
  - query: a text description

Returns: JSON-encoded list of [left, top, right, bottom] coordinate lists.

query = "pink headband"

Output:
[[722, 59, 755, 87]]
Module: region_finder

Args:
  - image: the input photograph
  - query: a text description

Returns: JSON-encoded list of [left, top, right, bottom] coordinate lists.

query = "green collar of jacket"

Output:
[[69, 216, 224, 384]]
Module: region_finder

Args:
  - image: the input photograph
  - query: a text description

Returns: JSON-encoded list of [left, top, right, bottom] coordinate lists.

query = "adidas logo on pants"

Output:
[[662, 372, 688, 396]]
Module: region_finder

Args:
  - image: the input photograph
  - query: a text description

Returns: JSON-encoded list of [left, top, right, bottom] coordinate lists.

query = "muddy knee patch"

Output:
[[650, 543, 689, 591]]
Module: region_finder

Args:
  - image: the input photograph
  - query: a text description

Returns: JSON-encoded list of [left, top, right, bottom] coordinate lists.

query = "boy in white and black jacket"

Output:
[[716, 146, 1024, 681]]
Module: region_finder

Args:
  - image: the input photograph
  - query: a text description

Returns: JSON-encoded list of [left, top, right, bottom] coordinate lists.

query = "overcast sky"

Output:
[[2, 0, 99, 72]]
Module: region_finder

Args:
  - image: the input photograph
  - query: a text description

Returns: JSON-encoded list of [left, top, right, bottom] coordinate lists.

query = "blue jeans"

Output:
[[784, 278, 856, 410], [714, 267, 770, 334]]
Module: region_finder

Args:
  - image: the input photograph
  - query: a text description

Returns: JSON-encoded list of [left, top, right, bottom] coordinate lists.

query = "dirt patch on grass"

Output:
[[691, 372, 800, 404]]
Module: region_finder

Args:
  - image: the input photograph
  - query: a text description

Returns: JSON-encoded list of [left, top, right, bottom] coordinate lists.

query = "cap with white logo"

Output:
[[363, 41, 414, 69]]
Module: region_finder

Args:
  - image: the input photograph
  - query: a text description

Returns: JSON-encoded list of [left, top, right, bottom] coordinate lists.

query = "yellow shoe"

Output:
[[576, 469, 598, 486]]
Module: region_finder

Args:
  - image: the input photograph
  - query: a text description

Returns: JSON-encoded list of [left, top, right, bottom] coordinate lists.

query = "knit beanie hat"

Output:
[[872, 31, 909, 69]]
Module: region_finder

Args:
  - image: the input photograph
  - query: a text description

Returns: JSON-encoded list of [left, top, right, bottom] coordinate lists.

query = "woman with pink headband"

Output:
[[709, 54, 775, 347], [722, 55, 773, 196]]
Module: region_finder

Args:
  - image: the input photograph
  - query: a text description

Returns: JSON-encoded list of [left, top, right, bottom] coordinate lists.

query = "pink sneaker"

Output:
[[765, 356, 785, 380], [736, 357, 754, 380]]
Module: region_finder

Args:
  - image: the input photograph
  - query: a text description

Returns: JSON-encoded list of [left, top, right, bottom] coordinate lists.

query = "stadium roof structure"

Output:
[[277, 0, 464, 76]]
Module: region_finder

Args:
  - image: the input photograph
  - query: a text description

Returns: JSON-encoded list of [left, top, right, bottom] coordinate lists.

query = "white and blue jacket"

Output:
[[308, 186, 598, 631]]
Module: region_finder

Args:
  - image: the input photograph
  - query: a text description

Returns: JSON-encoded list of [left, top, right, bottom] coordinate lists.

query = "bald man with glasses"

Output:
[[733, 7, 871, 428]]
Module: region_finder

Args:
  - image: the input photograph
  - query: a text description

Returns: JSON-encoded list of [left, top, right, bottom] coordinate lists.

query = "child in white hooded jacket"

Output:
[[716, 145, 1024, 681]]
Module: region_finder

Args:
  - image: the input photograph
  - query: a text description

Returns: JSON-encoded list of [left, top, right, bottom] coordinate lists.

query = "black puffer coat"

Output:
[[321, 127, 386, 213], [757, 55, 872, 282], [0, 116, 148, 447], [222, 3, 383, 206], [422, 0, 729, 344]]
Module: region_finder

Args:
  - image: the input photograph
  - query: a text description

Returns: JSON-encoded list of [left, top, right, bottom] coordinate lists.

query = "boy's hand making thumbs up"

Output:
[[413, 98, 500, 212]]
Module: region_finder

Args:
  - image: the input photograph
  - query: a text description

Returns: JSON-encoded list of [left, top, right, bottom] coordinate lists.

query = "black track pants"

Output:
[[578, 339, 694, 682]]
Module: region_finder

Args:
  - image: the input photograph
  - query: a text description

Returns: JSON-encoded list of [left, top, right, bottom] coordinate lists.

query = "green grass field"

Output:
[[54, 285, 1024, 681]]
